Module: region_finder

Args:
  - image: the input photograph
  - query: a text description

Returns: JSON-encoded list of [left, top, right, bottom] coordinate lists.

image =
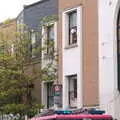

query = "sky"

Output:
[[0, 0, 39, 23]]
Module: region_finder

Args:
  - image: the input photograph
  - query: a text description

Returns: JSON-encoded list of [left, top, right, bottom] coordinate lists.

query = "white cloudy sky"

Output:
[[0, 0, 39, 22]]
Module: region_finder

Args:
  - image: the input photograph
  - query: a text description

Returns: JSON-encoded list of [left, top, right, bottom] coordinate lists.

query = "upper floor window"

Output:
[[42, 21, 57, 61], [31, 32, 36, 58], [47, 25, 54, 54], [63, 6, 81, 48], [68, 11, 77, 45]]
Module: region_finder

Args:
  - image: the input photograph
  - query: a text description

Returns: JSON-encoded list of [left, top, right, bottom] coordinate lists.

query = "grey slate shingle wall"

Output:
[[24, 0, 58, 31]]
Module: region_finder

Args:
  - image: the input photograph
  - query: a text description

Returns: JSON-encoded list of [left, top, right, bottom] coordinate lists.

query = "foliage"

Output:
[[0, 15, 58, 118], [0, 25, 42, 118], [39, 15, 58, 82], [3, 18, 12, 25], [39, 15, 58, 27]]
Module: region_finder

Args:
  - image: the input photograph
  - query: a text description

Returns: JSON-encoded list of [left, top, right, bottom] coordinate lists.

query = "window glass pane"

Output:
[[69, 26, 77, 45], [48, 25, 54, 40], [74, 78, 77, 98], [31, 32, 36, 45], [69, 11, 77, 28], [47, 82, 54, 108], [68, 11, 77, 45], [118, 27, 120, 54], [46, 25, 54, 54], [68, 75, 77, 108]]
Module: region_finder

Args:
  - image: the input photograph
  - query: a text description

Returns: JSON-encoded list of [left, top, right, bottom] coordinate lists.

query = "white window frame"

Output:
[[62, 6, 81, 48], [42, 22, 57, 60], [62, 6, 83, 109]]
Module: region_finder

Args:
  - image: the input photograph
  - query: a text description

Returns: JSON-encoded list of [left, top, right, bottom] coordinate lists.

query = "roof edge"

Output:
[[24, 0, 50, 9]]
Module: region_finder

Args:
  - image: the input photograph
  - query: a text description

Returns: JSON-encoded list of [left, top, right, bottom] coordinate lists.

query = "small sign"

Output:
[[53, 84, 62, 107], [54, 85, 60, 92]]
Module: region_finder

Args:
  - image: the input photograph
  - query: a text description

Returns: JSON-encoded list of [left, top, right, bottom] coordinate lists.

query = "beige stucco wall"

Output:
[[0, 19, 16, 53], [0, 19, 16, 35], [24, 61, 41, 104], [58, 0, 99, 106]]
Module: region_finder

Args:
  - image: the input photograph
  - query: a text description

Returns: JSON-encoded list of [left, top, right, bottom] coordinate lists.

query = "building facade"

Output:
[[98, 0, 120, 119], [16, 0, 58, 108], [58, 0, 99, 109], [3, 0, 120, 119]]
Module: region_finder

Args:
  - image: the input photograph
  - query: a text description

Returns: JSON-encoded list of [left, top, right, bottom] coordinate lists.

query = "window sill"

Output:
[[64, 44, 78, 49]]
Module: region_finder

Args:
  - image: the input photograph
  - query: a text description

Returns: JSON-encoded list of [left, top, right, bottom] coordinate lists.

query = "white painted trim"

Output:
[[41, 81, 47, 108], [62, 12, 69, 47], [54, 22, 57, 51], [63, 7, 78, 14], [62, 6, 83, 109], [63, 77, 69, 109], [41, 25, 46, 68], [77, 6, 83, 108], [98, 0, 120, 118]]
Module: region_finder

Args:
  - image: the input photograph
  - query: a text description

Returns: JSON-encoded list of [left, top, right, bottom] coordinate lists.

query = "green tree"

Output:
[[0, 15, 58, 119], [0, 24, 43, 119]]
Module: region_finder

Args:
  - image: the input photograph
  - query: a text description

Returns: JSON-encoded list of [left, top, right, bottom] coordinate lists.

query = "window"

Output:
[[73, 77, 77, 98], [47, 25, 54, 54], [68, 11, 77, 45], [42, 22, 57, 61], [47, 82, 54, 108], [68, 75, 77, 108], [31, 32, 36, 45], [117, 9, 120, 91], [11, 44, 14, 55], [31, 32, 36, 58], [63, 6, 81, 48]]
